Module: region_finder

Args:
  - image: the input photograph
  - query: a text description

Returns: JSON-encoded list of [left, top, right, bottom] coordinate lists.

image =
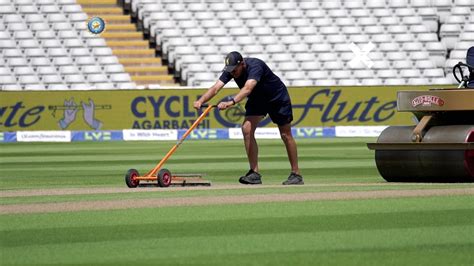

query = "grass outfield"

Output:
[[0, 138, 379, 189], [1, 138, 473, 265]]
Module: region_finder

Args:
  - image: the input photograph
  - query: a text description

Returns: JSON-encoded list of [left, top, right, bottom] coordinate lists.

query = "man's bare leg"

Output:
[[242, 116, 264, 172], [278, 123, 300, 175]]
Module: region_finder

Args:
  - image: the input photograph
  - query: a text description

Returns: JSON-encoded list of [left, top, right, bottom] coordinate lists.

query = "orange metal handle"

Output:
[[144, 105, 215, 177]]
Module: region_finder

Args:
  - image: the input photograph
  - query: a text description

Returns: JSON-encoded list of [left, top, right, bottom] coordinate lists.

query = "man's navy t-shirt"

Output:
[[219, 58, 290, 103]]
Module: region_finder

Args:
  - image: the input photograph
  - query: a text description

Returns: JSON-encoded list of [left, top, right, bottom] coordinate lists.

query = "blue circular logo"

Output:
[[87, 17, 106, 34]]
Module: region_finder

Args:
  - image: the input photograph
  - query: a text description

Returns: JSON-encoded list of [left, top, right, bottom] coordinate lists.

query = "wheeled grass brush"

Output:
[[125, 105, 216, 188]]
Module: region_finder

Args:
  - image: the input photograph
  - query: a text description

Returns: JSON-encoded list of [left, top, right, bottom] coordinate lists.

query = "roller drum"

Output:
[[375, 125, 474, 182]]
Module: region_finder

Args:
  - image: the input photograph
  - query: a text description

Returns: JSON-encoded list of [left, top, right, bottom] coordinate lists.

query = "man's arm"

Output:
[[217, 79, 257, 110], [194, 80, 225, 109]]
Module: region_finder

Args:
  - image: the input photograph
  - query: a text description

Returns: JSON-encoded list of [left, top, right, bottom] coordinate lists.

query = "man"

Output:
[[193, 51, 303, 185]]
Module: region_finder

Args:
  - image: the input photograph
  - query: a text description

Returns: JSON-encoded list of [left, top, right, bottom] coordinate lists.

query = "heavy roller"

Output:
[[368, 47, 474, 182]]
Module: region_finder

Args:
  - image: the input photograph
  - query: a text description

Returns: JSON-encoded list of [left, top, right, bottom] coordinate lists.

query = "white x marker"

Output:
[[349, 42, 375, 68]]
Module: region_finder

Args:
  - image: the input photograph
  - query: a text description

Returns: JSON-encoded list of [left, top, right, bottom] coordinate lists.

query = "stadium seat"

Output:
[[416, 60, 437, 69], [42, 74, 63, 84], [315, 79, 337, 86], [432, 0, 453, 23], [299, 1, 319, 10], [285, 71, 306, 81], [53, 56, 73, 66], [300, 61, 321, 73], [366, 0, 387, 9], [232, 2, 251, 11], [93, 82, 115, 90], [416, 33, 438, 42], [295, 53, 317, 63], [354, 70, 375, 79], [408, 77, 430, 85], [2, 83, 22, 90], [361, 78, 383, 85], [30, 55, 50, 65], [440, 24, 462, 49], [393, 60, 413, 70], [197, 46, 219, 56], [411, 0, 431, 8], [323, 61, 345, 71], [422, 68, 446, 78], [425, 42, 448, 67], [307, 70, 329, 80], [378, 69, 398, 79], [69, 83, 93, 90], [400, 69, 422, 78], [117, 82, 137, 89], [24, 84, 47, 90], [7, 57, 28, 67], [338, 79, 360, 86], [0, 67, 10, 76], [110, 73, 132, 83], [187, 72, 215, 86], [88, 74, 109, 83], [291, 80, 314, 86], [15, 66, 35, 76], [229, 28, 250, 37], [345, 0, 364, 9], [3, 49, 22, 58], [285, 10, 304, 20], [416, 7, 439, 32], [19, 75, 40, 84], [430, 77, 453, 84], [384, 78, 407, 85], [0, 0, 466, 89], [242, 45, 264, 56], [38, 66, 57, 75], [81, 65, 103, 74], [350, 8, 370, 18], [278, 62, 299, 72], [332, 70, 352, 80], [371, 34, 392, 46], [1, 75, 17, 85], [105, 64, 125, 73]]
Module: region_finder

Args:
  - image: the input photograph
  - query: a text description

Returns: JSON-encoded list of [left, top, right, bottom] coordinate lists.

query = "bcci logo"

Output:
[[87, 17, 106, 34]]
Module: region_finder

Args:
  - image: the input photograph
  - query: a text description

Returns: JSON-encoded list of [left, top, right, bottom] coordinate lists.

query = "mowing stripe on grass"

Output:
[[2, 204, 473, 265], [1, 188, 473, 214], [3, 209, 473, 247], [2, 184, 473, 206], [2, 182, 466, 197]]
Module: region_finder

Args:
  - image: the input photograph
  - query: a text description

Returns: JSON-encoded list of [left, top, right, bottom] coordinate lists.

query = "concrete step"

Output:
[[113, 49, 155, 58], [105, 24, 136, 32], [119, 58, 163, 66], [79, 0, 178, 86], [132, 75, 175, 84], [82, 7, 122, 15], [125, 66, 169, 75], [101, 32, 143, 41], [99, 15, 131, 24], [77, 0, 116, 7], [107, 40, 149, 48]]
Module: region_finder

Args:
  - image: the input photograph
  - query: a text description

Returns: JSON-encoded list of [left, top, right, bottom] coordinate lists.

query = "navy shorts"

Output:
[[245, 100, 293, 126]]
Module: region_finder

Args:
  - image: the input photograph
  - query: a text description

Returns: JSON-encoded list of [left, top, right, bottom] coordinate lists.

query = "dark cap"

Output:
[[223, 51, 243, 73]]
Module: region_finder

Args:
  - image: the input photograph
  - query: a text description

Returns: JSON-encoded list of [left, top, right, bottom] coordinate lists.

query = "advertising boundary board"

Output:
[[0, 126, 389, 143], [1, 85, 450, 131]]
